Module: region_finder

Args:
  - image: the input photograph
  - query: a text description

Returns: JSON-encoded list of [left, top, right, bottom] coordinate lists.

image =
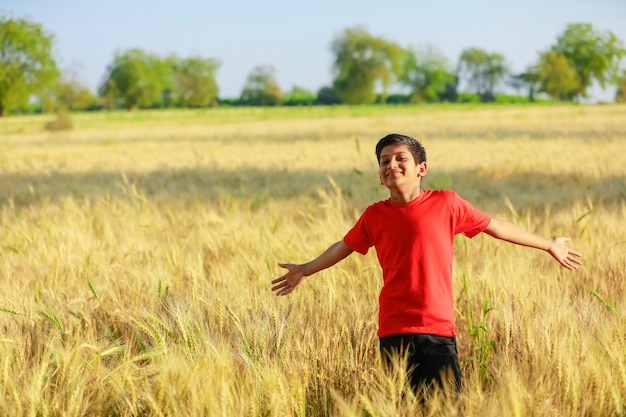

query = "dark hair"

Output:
[[375, 133, 427, 164]]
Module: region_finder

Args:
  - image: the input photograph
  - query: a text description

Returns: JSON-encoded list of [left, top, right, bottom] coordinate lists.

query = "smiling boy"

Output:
[[271, 133, 582, 394]]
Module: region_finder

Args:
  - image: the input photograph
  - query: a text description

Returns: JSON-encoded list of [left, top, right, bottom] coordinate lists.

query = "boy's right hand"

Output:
[[271, 263, 306, 296]]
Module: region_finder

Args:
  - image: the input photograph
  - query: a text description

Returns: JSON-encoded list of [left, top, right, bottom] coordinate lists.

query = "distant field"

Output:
[[1, 104, 625, 416]]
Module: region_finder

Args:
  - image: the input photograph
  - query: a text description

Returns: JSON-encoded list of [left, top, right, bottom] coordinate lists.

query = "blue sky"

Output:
[[3, 0, 626, 101]]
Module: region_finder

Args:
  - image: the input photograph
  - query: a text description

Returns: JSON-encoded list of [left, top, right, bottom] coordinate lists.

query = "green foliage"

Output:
[[509, 72, 541, 102], [615, 70, 626, 103], [315, 86, 342, 105], [494, 94, 543, 104], [55, 79, 97, 111], [170, 55, 220, 107], [0, 14, 59, 117], [438, 81, 459, 103], [7, 103, 42, 115], [41, 72, 97, 112], [552, 23, 626, 98], [384, 93, 411, 104], [331, 26, 405, 104], [590, 290, 619, 313], [456, 92, 481, 103], [400, 44, 455, 102], [282, 85, 316, 106], [98, 48, 173, 110], [240, 65, 282, 106], [534, 51, 581, 101], [217, 97, 243, 106], [39, 309, 65, 333], [457, 48, 509, 102], [98, 50, 220, 110]]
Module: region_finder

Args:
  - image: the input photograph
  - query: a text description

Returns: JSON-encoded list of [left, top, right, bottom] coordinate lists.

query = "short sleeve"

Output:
[[343, 210, 373, 255], [453, 194, 491, 238]]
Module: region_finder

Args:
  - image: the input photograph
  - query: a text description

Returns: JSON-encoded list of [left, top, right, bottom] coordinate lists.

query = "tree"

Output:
[[98, 49, 173, 110], [315, 86, 341, 105], [438, 76, 459, 103], [240, 65, 281, 106], [457, 48, 509, 102], [56, 79, 96, 111], [615, 70, 626, 103], [400, 44, 454, 102], [509, 72, 540, 101], [0, 14, 59, 116], [552, 23, 626, 99], [171, 55, 220, 107], [533, 51, 580, 101], [331, 26, 405, 104], [40, 67, 96, 112]]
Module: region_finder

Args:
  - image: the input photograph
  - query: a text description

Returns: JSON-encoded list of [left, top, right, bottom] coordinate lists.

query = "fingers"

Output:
[[271, 278, 294, 296], [271, 275, 289, 290], [271, 275, 286, 285], [566, 248, 583, 265], [271, 262, 302, 296], [275, 286, 294, 296], [271, 269, 293, 295], [271, 263, 289, 287], [271, 278, 287, 291], [272, 263, 294, 283], [562, 250, 583, 270], [569, 249, 583, 259]]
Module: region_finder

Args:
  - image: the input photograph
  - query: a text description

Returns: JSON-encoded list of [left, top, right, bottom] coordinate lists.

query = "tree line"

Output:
[[1, 12, 626, 117]]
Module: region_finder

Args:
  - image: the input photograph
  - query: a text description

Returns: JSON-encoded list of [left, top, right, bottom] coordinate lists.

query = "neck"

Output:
[[389, 186, 421, 204]]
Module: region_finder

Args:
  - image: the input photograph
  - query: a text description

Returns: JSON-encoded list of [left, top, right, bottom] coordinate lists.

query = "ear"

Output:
[[417, 162, 428, 177]]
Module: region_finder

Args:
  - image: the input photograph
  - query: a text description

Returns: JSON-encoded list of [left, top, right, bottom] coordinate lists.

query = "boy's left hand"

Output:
[[548, 237, 583, 270]]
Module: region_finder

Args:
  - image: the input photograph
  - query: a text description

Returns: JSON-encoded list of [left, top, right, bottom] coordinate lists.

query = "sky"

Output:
[[3, 0, 626, 101]]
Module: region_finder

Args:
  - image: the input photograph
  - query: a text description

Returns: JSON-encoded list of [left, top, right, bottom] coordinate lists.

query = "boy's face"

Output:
[[378, 144, 427, 191]]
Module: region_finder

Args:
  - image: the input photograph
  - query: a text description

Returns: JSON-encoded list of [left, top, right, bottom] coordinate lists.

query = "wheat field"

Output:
[[0, 104, 625, 416]]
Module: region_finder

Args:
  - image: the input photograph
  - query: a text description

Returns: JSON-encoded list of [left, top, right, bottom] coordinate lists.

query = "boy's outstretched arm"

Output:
[[483, 218, 583, 270], [271, 240, 354, 296]]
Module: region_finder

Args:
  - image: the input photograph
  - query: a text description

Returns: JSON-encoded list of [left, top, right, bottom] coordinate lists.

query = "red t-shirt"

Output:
[[343, 189, 491, 337]]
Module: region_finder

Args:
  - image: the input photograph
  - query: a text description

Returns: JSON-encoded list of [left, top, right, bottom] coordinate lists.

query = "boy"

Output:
[[271, 133, 582, 393]]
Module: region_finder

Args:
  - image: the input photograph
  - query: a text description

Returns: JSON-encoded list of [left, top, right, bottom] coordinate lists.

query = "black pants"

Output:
[[380, 334, 462, 394]]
